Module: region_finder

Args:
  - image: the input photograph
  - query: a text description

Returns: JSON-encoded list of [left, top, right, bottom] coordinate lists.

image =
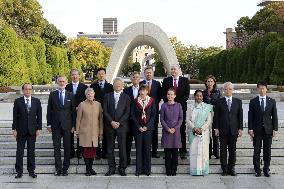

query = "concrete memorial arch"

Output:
[[106, 22, 179, 83]]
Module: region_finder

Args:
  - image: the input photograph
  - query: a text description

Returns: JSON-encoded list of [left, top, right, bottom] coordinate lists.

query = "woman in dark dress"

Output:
[[202, 75, 221, 159], [131, 85, 156, 176]]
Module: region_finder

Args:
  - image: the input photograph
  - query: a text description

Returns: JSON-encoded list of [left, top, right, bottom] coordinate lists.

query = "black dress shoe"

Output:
[[70, 153, 75, 159], [229, 170, 237, 176], [15, 173, 22, 179], [135, 172, 140, 176], [29, 172, 37, 178], [54, 171, 61, 176], [95, 155, 101, 160], [90, 169, 97, 175], [255, 172, 261, 177], [62, 170, 68, 176], [145, 173, 151, 176], [221, 171, 227, 176], [119, 169, 127, 176], [77, 153, 82, 159], [105, 170, 115, 176], [85, 171, 91, 176], [264, 171, 271, 177], [180, 153, 187, 160]]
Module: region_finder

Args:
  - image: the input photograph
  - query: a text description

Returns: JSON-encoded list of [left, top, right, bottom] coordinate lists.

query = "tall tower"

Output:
[[258, 0, 284, 6], [103, 18, 118, 34]]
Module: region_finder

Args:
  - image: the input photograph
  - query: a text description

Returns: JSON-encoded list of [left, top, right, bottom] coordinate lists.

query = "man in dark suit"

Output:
[[47, 76, 76, 176], [214, 82, 243, 176], [90, 68, 113, 159], [124, 71, 140, 165], [162, 64, 190, 159], [103, 77, 131, 176], [248, 81, 278, 177], [65, 69, 88, 159], [140, 66, 162, 158], [12, 83, 42, 179]]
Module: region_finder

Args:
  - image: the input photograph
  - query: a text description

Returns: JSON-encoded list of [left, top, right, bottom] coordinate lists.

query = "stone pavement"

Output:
[[0, 174, 283, 189]]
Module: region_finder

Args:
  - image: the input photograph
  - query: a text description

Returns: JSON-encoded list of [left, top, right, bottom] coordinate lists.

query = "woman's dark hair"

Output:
[[167, 87, 175, 93], [205, 75, 217, 89], [139, 84, 148, 92], [194, 89, 203, 96]]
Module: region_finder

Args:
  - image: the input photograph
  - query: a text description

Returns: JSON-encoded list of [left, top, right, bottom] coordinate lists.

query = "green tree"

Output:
[[0, 0, 45, 37], [41, 20, 67, 47], [264, 41, 278, 83], [270, 38, 284, 85]]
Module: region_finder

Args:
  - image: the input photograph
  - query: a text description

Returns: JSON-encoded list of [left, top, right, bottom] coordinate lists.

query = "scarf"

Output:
[[135, 96, 154, 125]]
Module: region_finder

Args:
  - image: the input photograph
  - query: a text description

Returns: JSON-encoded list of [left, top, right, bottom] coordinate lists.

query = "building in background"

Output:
[[103, 18, 118, 34]]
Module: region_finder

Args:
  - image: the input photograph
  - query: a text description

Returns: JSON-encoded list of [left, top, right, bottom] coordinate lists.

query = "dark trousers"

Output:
[[52, 127, 71, 172], [134, 130, 152, 174], [253, 127, 272, 173], [126, 127, 134, 165], [179, 110, 187, 154], [15, 134, 36, 174], [209, 134, 220, 158], [106, 131, 127, 171], [151, 113, 159, 155], [71, 133, 81, 156], [164, 148, 178, 175], [219, 134, 238, 171]]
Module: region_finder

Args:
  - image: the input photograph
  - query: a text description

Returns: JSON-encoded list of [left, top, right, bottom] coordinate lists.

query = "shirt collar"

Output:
[[172, 76, 179, 80], [98, 80, 106, 84], [259, 95, 267, 100], [114, 91, 122, 95], [225, 96, 232, 101], [132, 85, 139, 89], [57, 89, 65, 93], [24, 96, 31, 101], [72, 81, 79, 85]]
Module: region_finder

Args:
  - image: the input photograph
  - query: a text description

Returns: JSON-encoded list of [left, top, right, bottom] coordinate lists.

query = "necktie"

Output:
[[227, 99, 231, 112], [99, 82, 104, 89], [115, 94, 119, 109], [59, 91, 64, 107], [174, 79, 177, 94], [73, 84, 77, 95], [261, 98, 265, 112], [26, 98, 30, 112], [147, 81, 150, 96]]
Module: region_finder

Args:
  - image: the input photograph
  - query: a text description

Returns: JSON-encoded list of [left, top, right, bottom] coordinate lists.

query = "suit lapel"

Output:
[[21, 97, 28, 114], [222, 98, 229, 112], [265, 97, 271, 112]]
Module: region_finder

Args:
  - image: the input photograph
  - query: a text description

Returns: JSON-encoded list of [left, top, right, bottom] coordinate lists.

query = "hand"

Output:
[[71, 127, 75, 133], [36, 130, 40, 137], [47, 127, 52, 133], [248, 130, 254, 138], [76, 107, 79, 111], [171, 128, 176, 133], [143, 127, 148, 131], [12, 130, 17, 138], [214, 129, 219, 137], [139, 127, 144, 132], [99, 134, 103, 140], [273, 130, 276, 138], [238, 129, 243, 137]]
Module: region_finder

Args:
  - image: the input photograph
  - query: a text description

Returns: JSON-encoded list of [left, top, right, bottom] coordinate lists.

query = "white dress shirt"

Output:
[[72, 81, 79, 95], [259, 95, 267, 110], [172, 76, 179, 87], [132, 85, 139, 99]]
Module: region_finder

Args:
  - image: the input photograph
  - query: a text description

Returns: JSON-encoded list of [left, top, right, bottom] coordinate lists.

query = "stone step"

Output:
[[1, 148, 284, 157], [1, 156, 284, 165], [0, 141, 283, 149], [1, 164, 283, 175]]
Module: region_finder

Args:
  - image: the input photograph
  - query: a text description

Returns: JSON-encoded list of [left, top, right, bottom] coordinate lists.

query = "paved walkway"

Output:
[[0, 174, 283, 189]]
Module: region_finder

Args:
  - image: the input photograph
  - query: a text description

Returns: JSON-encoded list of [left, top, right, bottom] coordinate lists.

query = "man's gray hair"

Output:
[[113, 77, 124, 85], [223, 82, 234, 89], [84, 87, 95, 96], [170, 64, 180, 69], [131, 71, 140, 77], [57, 75, 67, 83]]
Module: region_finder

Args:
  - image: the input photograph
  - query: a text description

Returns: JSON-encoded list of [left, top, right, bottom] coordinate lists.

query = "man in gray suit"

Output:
[[103, 77, 131, 176]]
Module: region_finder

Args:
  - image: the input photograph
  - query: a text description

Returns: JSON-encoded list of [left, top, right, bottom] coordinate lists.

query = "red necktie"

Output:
[[174, 79, 177, 94]]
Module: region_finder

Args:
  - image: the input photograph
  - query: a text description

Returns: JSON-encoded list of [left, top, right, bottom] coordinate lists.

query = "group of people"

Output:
[[12, 65, 278, 179]]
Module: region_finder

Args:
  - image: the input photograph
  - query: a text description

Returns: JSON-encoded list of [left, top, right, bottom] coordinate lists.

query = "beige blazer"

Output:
[[76, 100, 103, 147]]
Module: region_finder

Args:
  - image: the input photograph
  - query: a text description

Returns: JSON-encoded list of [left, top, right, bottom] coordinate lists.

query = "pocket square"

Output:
[[67, 100, 71, 101]]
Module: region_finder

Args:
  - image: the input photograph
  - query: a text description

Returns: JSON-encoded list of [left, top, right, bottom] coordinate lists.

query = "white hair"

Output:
[[56, 75, 67, 83], [84, 88, 95, 96], [113, 77, 124, 85], [223, 82, 234, 90], [170, 64, 180, 69]]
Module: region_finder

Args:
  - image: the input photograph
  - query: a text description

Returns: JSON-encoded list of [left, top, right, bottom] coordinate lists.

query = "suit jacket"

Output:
[[12, 97, 42, 135], [214, 97, 243, 136], [65, 82, 88, 108], [140, 79, 162, 108], [123, 86, 137, 104], [103, 92, 131, 133], [131, 98, 156, 132], [162, 76, 190, 111], [47, 90, 76, 131], [248, 96, 278, 135], [90, 81, 113, 104]]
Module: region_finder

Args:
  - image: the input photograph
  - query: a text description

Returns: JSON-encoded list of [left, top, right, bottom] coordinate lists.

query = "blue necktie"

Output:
[[59, 91, 64, 107], [261, 98, 265, 112]]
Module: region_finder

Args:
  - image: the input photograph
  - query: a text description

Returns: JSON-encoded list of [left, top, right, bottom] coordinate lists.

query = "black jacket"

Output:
[[203, 88, 221, 106], [12, 97, 42, 135], [47, 90, 76, 131], [162, 76, 190, 111], [214, 97, 243, 136], [248, 96, 278, 135], [65, 83, 88, 108], [90, 81, 113, 104], [103, 92, 131, 133]]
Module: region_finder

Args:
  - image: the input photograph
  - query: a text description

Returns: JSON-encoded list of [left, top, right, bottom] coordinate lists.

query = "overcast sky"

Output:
[[38, 0, 262, 48]]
